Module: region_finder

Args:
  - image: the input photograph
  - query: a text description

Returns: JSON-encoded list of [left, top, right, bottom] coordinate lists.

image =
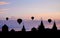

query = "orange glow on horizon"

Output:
[[8, 12, 60, 20]]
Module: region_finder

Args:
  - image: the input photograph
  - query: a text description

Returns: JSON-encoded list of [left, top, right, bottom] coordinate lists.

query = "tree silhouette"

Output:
[[17, 18, 22, 24], [10, 29, 15, 32], [2, 24, 8, 32], [31, 27, 37, 32]]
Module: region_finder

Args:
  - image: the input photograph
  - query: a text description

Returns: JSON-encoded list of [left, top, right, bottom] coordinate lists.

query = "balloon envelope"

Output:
[[31, 16, 34, 20], [17, 19, 22, 24], [48, 19, 52, 23], [6, 17, 9, 21]]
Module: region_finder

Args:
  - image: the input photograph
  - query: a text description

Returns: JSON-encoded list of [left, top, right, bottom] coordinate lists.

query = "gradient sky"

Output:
[[0, 0, 60, 20]]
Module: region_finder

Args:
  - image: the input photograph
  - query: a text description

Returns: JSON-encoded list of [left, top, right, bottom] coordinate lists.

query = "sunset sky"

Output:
[[0, 0, 60, 20]]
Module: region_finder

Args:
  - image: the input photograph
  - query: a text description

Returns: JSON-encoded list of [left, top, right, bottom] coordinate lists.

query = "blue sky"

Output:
[[0, 0, 60, 20]]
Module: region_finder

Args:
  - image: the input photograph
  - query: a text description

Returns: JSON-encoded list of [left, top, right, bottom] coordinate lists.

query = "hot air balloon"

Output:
[[48, 19, 52, 23], [31, 16, 34, 20], [6, 17, 9, 21], [17, 18, 22, 24]]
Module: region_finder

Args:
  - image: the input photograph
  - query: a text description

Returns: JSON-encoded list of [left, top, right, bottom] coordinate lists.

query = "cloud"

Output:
[[0, 8, 8, 13], [0, 9, 8, 11], [0, 8, 8, 14], [0, 2, 10, 5], [0, 12, 5, 14]]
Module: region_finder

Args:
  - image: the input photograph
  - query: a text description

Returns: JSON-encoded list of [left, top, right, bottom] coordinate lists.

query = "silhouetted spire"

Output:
[[52, 21, 57, 30], [38, 19, 45, 32], [40, 20, 44, 26], [21, 25, 26, 32], [31, 27, 37, 32], [2, 24, 8, 32]]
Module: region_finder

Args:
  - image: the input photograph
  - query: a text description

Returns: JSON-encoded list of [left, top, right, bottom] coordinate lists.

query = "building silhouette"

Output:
[[38, 20, 45, 32], [52, 21, 57, 31], [2, 24, 8, 32], [21, 25, 26, 32]]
